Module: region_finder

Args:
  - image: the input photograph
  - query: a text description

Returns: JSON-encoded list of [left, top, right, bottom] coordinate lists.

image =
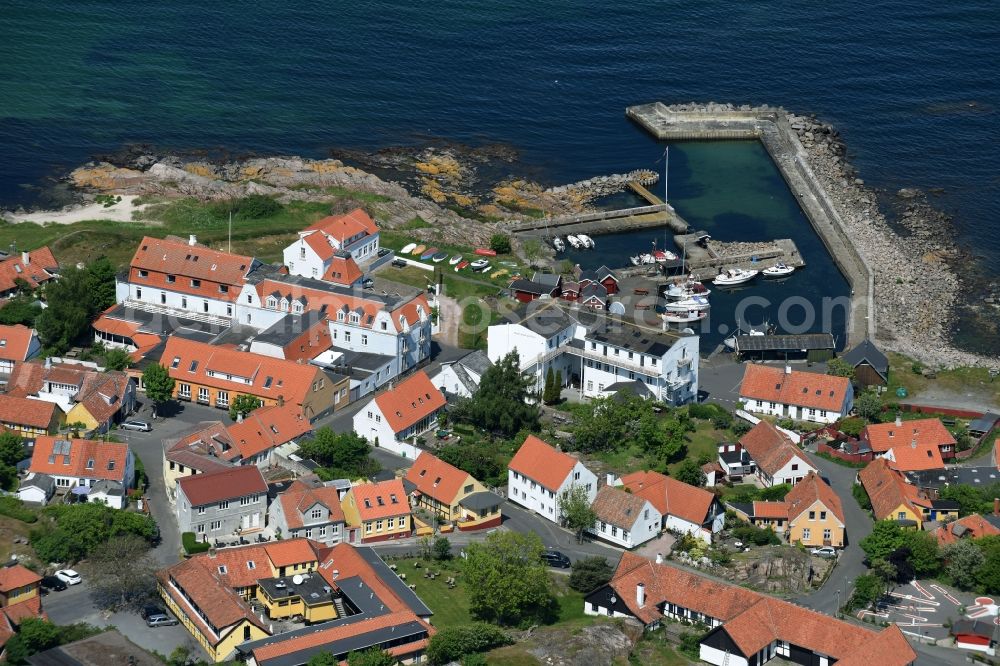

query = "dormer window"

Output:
[[138, 270, 148, 278], [266, 297, 277, 309], [166, 275, 176, 284], [390, 494, 398, 504], [188, 360, 198, 373], [171, 357, 181, 369], [86, 458, 94, 470], [337, 311, 345, 321], [107, 460, 116, 471], [292, 302, 303, 314], [419, 470, 426, 477], [218, 565, 227, 574], [350, 313, 360, 324], [191, 279, 201, 288], [219, 285, 229, 294], [364, 499, 372, 508]]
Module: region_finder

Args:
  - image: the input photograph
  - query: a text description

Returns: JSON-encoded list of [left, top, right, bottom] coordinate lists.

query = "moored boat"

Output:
[[653, 250, 678, 263], [411, 244, 426, 256], [578, 234, 594, 248], [664, 279, 710, 300], [420, 247, 439, 260], [566, 235, 582, 249], [432, 251, 448, 263], [449, 255, 463, 265], [762, 262, 795, 277], [455, 261, 469, 272], [552, 237, 565, 252], [713, 268, 759, 286], [663, 310, 708, 324], [401, 242, 417, 254], [664, 295, 710, 312]]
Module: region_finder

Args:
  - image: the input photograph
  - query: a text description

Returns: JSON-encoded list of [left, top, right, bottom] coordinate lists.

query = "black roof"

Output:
[[509, 279, 551, 295], [907, 467, 1000, 489], [969, 412, 1000, 435], [727, 501, 753, 517], [841, 338, 889, 377], [101, 303, 220, 343], [530, 272, 563, 289], [605, 380, 655, 400], [458, 491, 504, 511], [930, 499, 961, 510], [354, 547, 433, 617], [253, 311, 329, 347], [584, 322, 676, 357], [500, 302, 579, 337], [735, 333, 836, 352], [248, 269, 420, 310], [951, 618, 994, 638], [456, 349, 492, 376]]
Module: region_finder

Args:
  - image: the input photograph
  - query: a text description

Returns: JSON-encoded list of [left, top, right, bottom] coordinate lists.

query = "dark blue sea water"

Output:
[[1, 1, 997, 351]]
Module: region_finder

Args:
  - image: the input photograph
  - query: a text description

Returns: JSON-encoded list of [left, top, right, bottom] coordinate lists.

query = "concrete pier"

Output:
[[511, 201, 689, 237], [626, 102, 874, 347]]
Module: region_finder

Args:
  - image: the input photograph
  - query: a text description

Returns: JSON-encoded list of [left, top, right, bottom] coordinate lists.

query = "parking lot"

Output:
[[857, 580, 973, 642]]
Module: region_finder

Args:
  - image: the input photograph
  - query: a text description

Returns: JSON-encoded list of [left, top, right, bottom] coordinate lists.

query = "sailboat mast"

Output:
[[228, 210, 232, 253]]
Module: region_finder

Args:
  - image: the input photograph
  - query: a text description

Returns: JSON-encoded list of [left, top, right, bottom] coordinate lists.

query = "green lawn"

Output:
[[887, 352, 1000, 409]]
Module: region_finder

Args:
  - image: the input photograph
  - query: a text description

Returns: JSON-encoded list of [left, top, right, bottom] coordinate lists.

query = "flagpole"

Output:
[[664, 146, 669, 203]]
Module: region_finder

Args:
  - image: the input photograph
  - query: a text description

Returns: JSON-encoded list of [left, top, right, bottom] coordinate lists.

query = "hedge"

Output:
[[0, 496, 37, 523], [182, 532, 210, 555]]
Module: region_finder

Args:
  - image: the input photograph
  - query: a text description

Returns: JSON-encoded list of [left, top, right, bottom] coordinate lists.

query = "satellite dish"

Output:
[[682, 327, 695, 336], [292, 574, 304, 585]]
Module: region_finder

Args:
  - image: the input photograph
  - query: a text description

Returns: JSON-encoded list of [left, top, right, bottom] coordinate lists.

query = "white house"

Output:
[[16, 473, 55, 505], [587, 485, 662, 548], [739, 421, 817, 487], [20, 436, 134, 504], [283, 209, 380, 272], [0, 324, 41, 380], [353, 370, 447, 458], [618, 470, 725, 543], [268, 479, 347, 545], [487, 303, 699, 406], [507, 435, 597, 524], [430, 349, 492, 398], [739, 364, 853, 424]]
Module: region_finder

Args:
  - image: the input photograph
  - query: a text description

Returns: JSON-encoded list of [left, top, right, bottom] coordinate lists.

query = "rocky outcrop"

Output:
[[493, 620, 642, 665]]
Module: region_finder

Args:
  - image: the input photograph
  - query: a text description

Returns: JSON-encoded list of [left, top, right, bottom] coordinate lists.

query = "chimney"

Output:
[[784, 365, 792, 375], [895, 415, 902, 427], [636, 582, 646, 608], [911, 437, 917, 449], [655, 553, 664, 565], [994, 498, 999, 517], [21, 251, 29, 266], [606, 473, 616, 487], [189, 234, 197, 246]]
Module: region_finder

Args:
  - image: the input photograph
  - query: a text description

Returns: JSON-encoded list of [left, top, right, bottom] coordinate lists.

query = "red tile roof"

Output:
[[28, 436, 129, 483], [321, 252, 363, 287], [350, 479, 410, 522], [0, 395, 59, 429], [784, 471, 845, 525], [74, 370, 132, 425], [591, 485, 653, 530], [0, 247, 58, 294], [881, 439, 945, 472], [92, 313, 141, 339], [0, 325, 37, 363], [934, 514, 1000, 546], [314, 542, 419, 616], [373, 371, 446, 434], [305, 209, 379, 244], [177, 465, 267, 507], [0, 564, 41, 593], [166, 421, 240, 465], [864, 418, 956, 453], [619, 470, 716, 525], [2, 595, 43, 625], [738, 421, 815, 477], [263, 539, 319, 568], [227, 404, 312, 460], [162, 337, 324, 408], [508, 435, 579, 492], [752, 501, 790, 520], [129, 236, 255, 287], [740, 364, 851, 412], [404, 451, 472, 506], [276, 481, 346, 530], [859, 458, 930, 522]]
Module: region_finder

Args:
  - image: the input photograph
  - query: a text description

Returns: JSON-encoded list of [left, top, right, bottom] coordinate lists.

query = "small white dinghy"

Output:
[[763, 262, 795, 277], [566, 235, 583, 249], [578, 234, 594, 248], [449, 255, 463, 265], [401, 242, 417, 254], [713, 268, 759, 286], [552, 237, 565, 252]]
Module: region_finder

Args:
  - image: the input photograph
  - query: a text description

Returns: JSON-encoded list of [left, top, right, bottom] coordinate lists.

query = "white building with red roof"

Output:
[[738, 421, 817, 487], [507, 435, 597, 524], [268, 479, 347, 545], [19, 436, 134, 508], [0, 247, 59, 299], [739, 364, 853, 424], [0, 324, 40, 381], [616, 470, 724, 543], [353, 370, 446, 459], [283, 209, 380, 271]]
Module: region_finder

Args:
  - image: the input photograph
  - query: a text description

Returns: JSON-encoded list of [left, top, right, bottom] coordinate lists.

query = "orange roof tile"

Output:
[[591, 485, 653, 530], [157, 557, 265, 642], [881, 440, 945, 472], [227, 404, 312, 460], [2, 595, 43, 626], [864, 418, 956, 453], [0, 395, 58, 429], [177, 465, 267, 507], [752, 501, 790, 520], [0, 564, 41, 592], [129, 236, 255, 287], [619, 470, 716, 525], [350, 479, 410, 522], [28, 436, 129, 482], [305, 209, 379, 243], [321, 252, 363, 286], [0, 325, 37, 363], [404, 451, 472, 506], [263, 539, 320, 568], [859, 458, 930, 521], [0, 247, 58, 294], [92, 314, 141, 339], [277, 482, 346, 530], [784, 471, 845, 525], [740, 364, 851, 412], [373, 371, 446, 434], [835, 624, 916, 666], [508, 435, 579, 492], [934, 514, 1000, 546], [251, 611, 428, 662], [738, 421, 815, 477]]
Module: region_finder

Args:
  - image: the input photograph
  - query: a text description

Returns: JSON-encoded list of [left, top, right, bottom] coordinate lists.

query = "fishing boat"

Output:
[[578, 234, 594, 248], [552, 237, 565, 252], [432, 251, 448, 263], [455, 261, 469, 272], [420, 247, 438, 260], [470, 259, 490, 271], [474, 248, 497, 257], [401, 242, 417, 254], [411, 244, 426, 256], [653, 250, 678, 263], [762, 262, 795, 277], [664, 278, 710, 300], [664, 295, 710, 312], [448, 255, 463, 265], [566, 235, 583, 249], [713, 268, 759, 286], [663, 310, 708, 324]]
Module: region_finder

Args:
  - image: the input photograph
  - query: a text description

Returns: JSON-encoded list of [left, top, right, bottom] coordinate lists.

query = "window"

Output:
[[300, 246, 306, 259], [196, 523, 205, 534], [166, 275, 176, 283], [311, 508, 322, 519], [386, 517, 394, 529], [216, 391, 229, 407], [802, 528, 811, 540], [318, 526, 327, 537], [203, 300, 209, 313], [138, 270, 148, 278], [86, 458, 94, 470], [808, 511, 815, 521], [136, 287, 142, 299], [820, 511, 827, 520], [361, 334, 368, 345], [171, 356, 181, 369], [344, 331, 351, 343], [219, 285, 229, 294], [375, 520, 384, 531], [897, 511, 906, 520], [823, 529, 832, 541], [197, 386, 209, 403], [791, 463, 798, 471], [160, 292, 166, 304], [219, 500, 230, 510], [211, 520, 222, 531], [240, 495, 253, 506], [197, 506, 206, 515], [179, 383, 191, 398], [191, 279, 201, 288], [247, 561, 256, 570], [107, 460, 115, 471], [464, 484, 473, 494], [611, 526, 618, 537]]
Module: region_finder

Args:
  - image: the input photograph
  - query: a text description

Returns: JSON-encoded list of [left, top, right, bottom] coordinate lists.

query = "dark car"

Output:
[[361, 278, 375, 289], [40, 576, 67, 592], [377, 248, 392, 257], [391, 258, 408, 268], [541, 550, 571, 568]]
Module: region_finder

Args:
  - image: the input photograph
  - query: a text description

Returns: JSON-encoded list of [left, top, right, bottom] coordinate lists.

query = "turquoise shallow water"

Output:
[[1, 1, 996, 352]]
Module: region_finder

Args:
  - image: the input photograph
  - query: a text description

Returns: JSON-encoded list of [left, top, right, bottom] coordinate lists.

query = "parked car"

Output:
[[811, 546, 837, 558], [40, 575, 67, 592], [120, 420, 151, 432], [541, 549, 571, 568], [146, 613, 179, 627], [377, 248, 392, 257], [391, 258, 408, 268], [361, 278, 375, 289], [54, 569, 81, 585], [141, 605, 166, 620]]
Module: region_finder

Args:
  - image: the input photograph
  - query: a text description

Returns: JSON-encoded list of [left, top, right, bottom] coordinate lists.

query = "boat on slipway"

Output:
[[411, 244, 426, 256], [431, 251, 449, 263], [713, 268, 758, 286], [455, 261, 469, 272], [401, 242, 417, 254], [420, 247, 439, 260]]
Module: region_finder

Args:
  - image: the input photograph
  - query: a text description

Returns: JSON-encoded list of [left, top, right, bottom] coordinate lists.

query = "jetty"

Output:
[[626, 102, 874, 347], [510, 201, 689, 238]]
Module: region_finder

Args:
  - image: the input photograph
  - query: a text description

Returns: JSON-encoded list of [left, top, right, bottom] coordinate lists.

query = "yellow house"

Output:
[[0, 564, 42, 609], [342, 479, 413, 544], [860, 458, 930, 530], [402, 451, 503, 530], [0, 394, 62, 437], [785, 472, 846, 548]]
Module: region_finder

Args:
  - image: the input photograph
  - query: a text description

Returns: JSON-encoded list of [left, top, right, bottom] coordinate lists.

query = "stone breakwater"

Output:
[[546, 169, 659, 201], [627, 101, 998, 368]]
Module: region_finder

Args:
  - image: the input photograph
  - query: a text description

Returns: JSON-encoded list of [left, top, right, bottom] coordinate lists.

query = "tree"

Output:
[[85, 534, 157, 610], [346, 648, 395, 666], [489, 234, 512, 255], [0, 431, 26, 467], [463, 531, 555, 626], [103, 347, 133, 371], [826, 358, 856, 380], [871, 558, 898, 596], [944, 539, 985, 589], [437, 441, 506, 487], [939, 483, 988, 516], [568, 556, 613, 593], [855, 388, 883, 422], [307, 654, 337, 666], [451, 352, 539, 437], [975, 535, 1000, 593], [36, 266, 92, 353], [852, 483, 872, 511], [674, 459, 706, 488], [847, 574, 882, 611], [142, 363, 175, 416], [558, 485, 596, 542], [838, 416, 866, 438], [84, 257, 118, 313], [426, 624, 513, 665], [860, 520, 906, 563], [554, 370, 563, 401], [433, 536, 452, 561], [296, 427, 380, 479], [229, 393, 263, 421], [3, 617, 62, 664], [901, 530, 941, 578], [0, 294, 42, 326], [543, 367, 556, 405], [31, 502, 158, 563]]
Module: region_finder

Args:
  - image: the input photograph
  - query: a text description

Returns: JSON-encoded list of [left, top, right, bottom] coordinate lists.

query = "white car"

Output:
[[55, 569, 81, 585], [811, 547, 837, 558]]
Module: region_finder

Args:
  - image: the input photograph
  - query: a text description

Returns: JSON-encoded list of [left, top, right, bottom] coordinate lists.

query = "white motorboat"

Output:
[[723, 324, 769, 350], [653, 250, 677, 263], [552, 237, 565, 252], [664, 295, 710, 312], [469, 259, 490, 271], [664, 279, 710, 300], [663, 310, 708, 324], [630, 253, 657, 266], [448, 254, 463, 265], [763, 262, 795, 277], [401, 242, 417, 255], [566, 235, 583, 249], [713, 268, 759, 286], [578, 234, 594, 248]]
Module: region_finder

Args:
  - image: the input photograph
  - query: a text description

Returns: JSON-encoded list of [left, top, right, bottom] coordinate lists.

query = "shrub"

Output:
[[182, 532, 210, 555], [426, 624, 513, 665], [568, 556, 613, 593], [210, 194, 282, 221], [0, 497, 37, 523], [852, 483, 872, 511], [489, 234, 512, 255], [732, 524, 780, 546], [838, 417, 866, 438]]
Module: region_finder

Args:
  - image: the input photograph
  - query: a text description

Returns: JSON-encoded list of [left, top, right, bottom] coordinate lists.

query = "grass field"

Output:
[[887, 352, 1000, 409], [588, 415, 728, 477]]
